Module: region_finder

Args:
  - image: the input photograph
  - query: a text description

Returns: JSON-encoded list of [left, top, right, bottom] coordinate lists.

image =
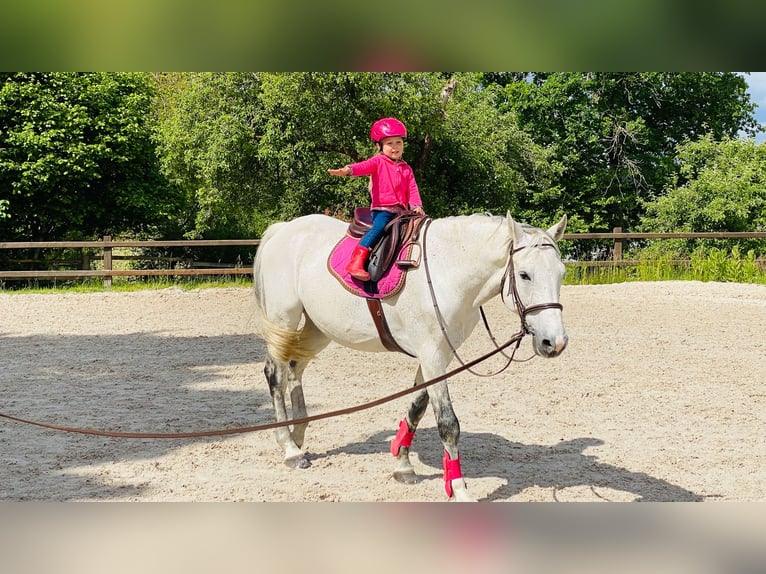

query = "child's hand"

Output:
[[327, 167, 351, 176], [412, 206, 425, 215]]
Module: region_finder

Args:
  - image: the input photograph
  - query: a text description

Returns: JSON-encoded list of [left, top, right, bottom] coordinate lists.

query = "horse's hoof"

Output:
[[450, 490, 477, 502], [393, 469, 418, 484], [285, 456, 310, 469]]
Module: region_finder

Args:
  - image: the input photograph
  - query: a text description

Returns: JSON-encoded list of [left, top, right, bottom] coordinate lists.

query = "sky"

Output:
[[743, 71, 766, 143]]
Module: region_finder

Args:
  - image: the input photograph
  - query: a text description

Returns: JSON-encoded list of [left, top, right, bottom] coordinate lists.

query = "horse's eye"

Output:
[[520, 271, 531, 281]]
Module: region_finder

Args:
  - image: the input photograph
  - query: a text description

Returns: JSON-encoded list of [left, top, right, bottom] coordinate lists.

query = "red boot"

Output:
[[346, 245, 371, 281]]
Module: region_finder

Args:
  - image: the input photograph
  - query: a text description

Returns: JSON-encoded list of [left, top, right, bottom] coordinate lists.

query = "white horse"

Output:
[[252, 211, 568, 501]]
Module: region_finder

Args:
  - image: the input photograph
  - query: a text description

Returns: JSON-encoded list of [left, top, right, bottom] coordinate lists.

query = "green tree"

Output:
[[154, 72, 561, 238], [499, 73, 760, 233], [640, 135, 766, 256], [153, 72, 266, 238], [0, 72, 178, 241]]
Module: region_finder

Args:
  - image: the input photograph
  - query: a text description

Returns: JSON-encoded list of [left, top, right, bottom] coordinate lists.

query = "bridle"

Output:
[[500, 243, 564, 335], [422, 218, 563, 376]]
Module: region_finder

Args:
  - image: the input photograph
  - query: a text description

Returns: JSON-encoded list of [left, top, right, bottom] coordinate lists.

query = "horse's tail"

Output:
[[252, 221, 324, 364], [252, 221, 285, 307], [252, 304, 322, 364]]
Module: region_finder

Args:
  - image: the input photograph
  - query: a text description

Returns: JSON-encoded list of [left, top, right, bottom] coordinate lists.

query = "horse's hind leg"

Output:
[[263, 317, 328, 469], [264, 355, 309, 469], [286, 359, 309, 449], [284, 317, 328, 451], [392, 367, 430, 484]]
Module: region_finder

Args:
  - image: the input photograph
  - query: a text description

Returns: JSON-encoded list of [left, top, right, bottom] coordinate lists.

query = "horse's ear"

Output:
[[506, 211, 526, 245], [547, 214, 568, 242]]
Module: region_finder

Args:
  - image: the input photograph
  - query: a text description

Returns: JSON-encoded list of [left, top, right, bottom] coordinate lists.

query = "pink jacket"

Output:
[[347, 154, 422, 210]]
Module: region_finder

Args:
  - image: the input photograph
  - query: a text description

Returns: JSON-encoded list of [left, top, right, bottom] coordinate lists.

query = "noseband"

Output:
[[500, 243, 564, 335]]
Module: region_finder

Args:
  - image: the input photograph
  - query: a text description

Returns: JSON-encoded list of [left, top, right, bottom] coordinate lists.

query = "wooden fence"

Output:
[[1, 228, 766, 287], [563, 227, 766, 266], [0, 237, 260, 287]]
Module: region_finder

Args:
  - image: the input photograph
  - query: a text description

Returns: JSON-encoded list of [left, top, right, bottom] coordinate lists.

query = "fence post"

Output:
[[103, 235, 112, 289], [613, 227, 623, 263]]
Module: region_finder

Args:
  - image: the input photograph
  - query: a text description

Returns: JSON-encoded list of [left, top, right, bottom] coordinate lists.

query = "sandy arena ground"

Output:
[[0, 281, 764, 501]]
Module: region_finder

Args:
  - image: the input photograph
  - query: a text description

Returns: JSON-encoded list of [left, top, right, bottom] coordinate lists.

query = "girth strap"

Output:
[[366, 298, 415, 357]]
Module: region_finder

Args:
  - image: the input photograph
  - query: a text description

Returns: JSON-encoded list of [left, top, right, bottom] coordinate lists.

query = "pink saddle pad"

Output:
[[327, 236, 409, 299]]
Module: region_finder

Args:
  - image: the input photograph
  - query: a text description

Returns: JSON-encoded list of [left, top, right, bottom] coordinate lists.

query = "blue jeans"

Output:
[[359, 209, 395, 249]]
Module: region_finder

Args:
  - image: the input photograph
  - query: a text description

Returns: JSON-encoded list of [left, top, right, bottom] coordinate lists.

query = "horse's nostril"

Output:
[[542, 339, 552, 349]]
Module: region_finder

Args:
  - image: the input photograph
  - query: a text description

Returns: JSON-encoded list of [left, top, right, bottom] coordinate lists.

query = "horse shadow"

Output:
[[316, 427, 705, 502]]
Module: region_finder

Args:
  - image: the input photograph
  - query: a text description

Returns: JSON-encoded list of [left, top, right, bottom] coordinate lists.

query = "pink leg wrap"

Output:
[[390, 419, 415, 456], [442, 450, 463, 498]]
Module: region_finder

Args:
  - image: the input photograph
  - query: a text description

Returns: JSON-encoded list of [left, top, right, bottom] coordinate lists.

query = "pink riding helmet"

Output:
[[370, 117, 407, 142]]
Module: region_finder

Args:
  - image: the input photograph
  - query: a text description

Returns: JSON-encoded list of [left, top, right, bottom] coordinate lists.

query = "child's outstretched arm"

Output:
[[327, 166, 352, 176]]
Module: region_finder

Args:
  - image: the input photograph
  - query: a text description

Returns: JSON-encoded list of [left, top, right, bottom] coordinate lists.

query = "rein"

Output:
[[0, 330, 528, 439]]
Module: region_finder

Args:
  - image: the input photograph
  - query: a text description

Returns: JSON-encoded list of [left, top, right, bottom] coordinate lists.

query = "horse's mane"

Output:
[[442, 212, 560, 253]]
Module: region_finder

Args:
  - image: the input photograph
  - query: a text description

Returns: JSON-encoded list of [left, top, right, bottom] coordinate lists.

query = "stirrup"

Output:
[[396, 243, 421, 270]]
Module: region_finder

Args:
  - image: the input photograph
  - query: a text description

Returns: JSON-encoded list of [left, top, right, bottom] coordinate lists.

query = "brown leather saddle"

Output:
[[347, 207, 428, 283]]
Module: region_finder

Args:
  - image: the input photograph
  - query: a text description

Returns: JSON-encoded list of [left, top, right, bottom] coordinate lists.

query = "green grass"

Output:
[[0, 276, 253, 294], [564, 247, 766, 286]]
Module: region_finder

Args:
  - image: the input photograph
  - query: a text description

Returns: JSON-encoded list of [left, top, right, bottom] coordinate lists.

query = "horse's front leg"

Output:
[[391, 367, 429, 484], [428, 380, 474, 502]]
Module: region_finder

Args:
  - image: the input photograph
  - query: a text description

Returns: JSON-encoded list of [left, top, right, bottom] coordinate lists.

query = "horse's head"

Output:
[[506, 213, 568, 358]]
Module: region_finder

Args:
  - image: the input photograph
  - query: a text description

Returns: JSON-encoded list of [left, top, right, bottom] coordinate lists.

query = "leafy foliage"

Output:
[[1, 72, 762, 249], [154, 72, 562, 237], [640, 135, 766, 256], [498, 73, 759, 233], [153, 72, 268, 238], [0, 72, 178, 241]]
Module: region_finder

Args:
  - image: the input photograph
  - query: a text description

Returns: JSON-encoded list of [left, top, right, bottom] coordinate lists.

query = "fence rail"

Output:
[[0, 236, 261, 287], [562, 226, 766, 266], [1, 229, 765, 287]]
